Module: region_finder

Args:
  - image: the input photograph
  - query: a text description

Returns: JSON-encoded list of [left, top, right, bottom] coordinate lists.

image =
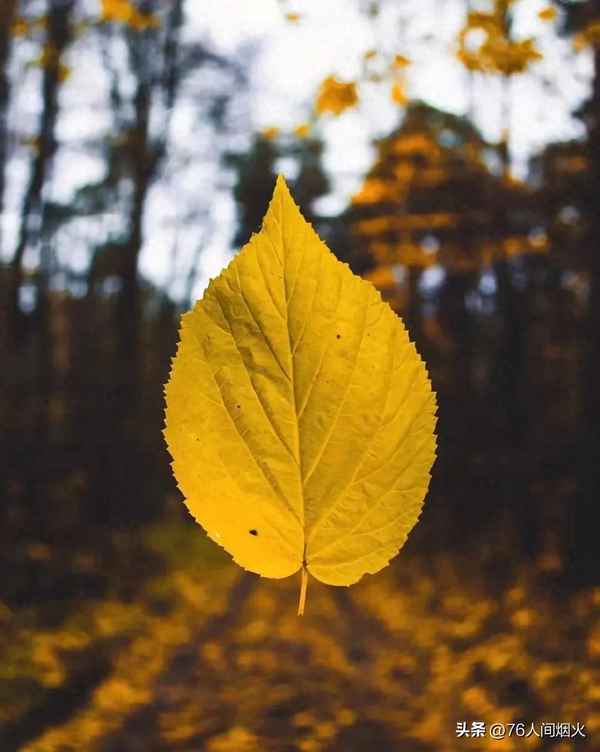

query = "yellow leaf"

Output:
[[574, 20, 600, 50], [458, 14, 542, 74], [364, 49, 377, 60], [100, 0, 159, 30], [391, 81, 408, 106], [538, 6, 556, 22], [261, 126, 280, 140], [315, 75, 358, 116], [293, 122, 311, 138], [285, 12, 301, 23], [163, 176, 437, 613], [101, 0, 133, 22], [574, 32, 587, 52], [392, 53, 411, 68], [11, 18, 29, 37]]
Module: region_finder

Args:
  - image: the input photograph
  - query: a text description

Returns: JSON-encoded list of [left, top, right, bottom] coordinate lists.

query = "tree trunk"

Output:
[[490, 61, 535, 559], [99, 3, 169, 527], [567, 40, 600, 585], [0, 0, 18, 257], [8, 0, 73, 347], [405, 265, 422, 346], [490, 70, 530, 448]]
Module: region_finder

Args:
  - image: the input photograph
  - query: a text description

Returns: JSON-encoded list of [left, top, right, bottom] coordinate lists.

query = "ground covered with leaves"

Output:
[[1, 496, 598, 752]]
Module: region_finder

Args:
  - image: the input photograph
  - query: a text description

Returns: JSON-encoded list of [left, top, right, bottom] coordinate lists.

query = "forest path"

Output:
[[4, 520, 598, 752]]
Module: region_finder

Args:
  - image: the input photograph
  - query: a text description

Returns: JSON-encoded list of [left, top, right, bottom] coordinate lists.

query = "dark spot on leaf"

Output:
[[249, 529, 258, 536], [336, 333, 341, 339], [236, 404, 241, 409]]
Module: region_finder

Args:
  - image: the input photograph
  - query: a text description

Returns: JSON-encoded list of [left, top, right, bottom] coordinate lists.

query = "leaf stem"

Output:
[[297, 565, 308, 616]]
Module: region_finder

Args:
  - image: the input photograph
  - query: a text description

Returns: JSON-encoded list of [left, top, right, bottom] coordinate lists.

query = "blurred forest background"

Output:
[[1, 0, 600, 750]]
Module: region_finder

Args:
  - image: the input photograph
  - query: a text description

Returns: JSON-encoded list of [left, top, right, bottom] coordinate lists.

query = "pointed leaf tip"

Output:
[[274, 173, 292, 200]]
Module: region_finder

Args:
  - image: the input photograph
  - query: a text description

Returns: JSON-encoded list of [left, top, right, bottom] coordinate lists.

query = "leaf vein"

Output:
[[286, 218, 309, 312], [229, 269, 298, 462], [297, 260, 344, 419], [305, 323, 398, 546], [253, 239, 286, 321], [350, 391, 435, 488], [302, 283, 371, 485], [291, 240, 323, 358], [309, 427, 432, 563], [208, 288, 302, 524]]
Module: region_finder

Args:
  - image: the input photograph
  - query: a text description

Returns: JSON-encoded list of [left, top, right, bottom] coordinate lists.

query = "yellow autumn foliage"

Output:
[[356, 213, 458, 236], [392, 53, 411, 69], [352, 178, 397, 206], [315, 75, 359, 116], [391, 80, 408, 106], [369, 242, 438, 269], [11, 17, 29, 37], [390, 133, 440, 159], [364, 264, 399, 290], [11, 14, 49, 37], [538, 6, 557, 22], [458, 9, 542, 75], [293, 122, 311, 138], [100, 0, 159, 30], [261, 126, 280, 140], [8, 520, 600, 751], [574, 20, 600, 51]]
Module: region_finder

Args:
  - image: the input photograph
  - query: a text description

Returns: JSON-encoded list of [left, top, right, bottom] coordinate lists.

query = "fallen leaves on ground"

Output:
[[3, 512, 599, 751]]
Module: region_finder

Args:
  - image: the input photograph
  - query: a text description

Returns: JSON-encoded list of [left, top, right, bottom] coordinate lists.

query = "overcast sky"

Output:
[[197, 0, 591, 174]]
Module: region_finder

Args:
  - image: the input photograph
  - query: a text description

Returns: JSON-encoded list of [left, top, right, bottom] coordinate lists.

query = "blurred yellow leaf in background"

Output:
[[391, 81, 408, 106], [458, 11, 543, 74], [293, 122, 311, 138], [164, 176, 437, 614], [574, 21, 600, 51], [538, 6, 557, 22], [261, 126, 280, 140], [11, 18, 29, 37], [101, 0, 159, 30], [392, 54, 411, 69], [315, 75, 359, 116]]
